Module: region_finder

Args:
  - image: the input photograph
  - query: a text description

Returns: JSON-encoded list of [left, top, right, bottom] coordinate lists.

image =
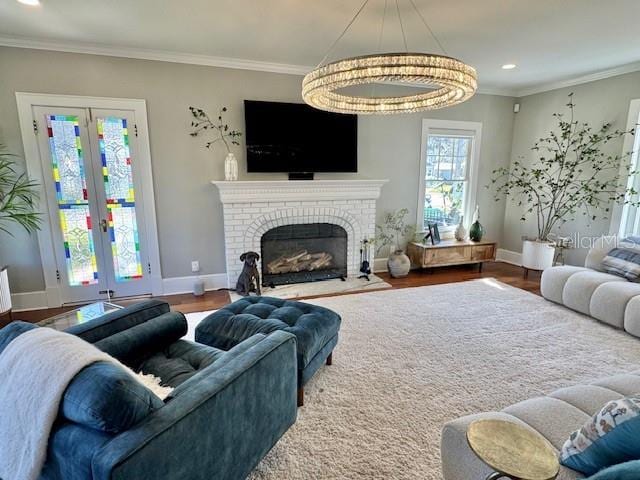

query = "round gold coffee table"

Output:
[[467, 419, 560, 480]]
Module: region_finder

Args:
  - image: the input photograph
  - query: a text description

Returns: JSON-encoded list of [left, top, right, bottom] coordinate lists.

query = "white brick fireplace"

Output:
[[212, 180, 387, 287]]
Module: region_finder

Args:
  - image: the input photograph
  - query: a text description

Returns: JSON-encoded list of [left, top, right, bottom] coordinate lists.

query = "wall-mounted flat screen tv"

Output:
[[244, 100, 357, 173]]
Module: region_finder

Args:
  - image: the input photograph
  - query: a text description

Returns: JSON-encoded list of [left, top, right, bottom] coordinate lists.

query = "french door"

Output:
[[33, 106, 152, 303]]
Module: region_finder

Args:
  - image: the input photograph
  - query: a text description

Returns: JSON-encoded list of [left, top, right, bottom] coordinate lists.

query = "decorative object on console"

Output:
[[423, 223, 441, 245], [454, 216, 467, 241], [469, 205, 484, 242], [560, 395, 640, 476], [236, 251, 261, 296], [490, 93, 637, 272], [188, 106, 242, 181], [376, 208, 416, 278], [302, 0, 477, 115]]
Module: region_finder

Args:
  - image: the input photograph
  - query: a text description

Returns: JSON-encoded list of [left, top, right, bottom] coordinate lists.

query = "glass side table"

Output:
[[467, 419, 560, 480], [37, 301, 123, 331]]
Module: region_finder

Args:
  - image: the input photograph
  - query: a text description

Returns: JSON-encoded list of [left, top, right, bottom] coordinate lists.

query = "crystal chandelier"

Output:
[[302, 0, 478, 115]]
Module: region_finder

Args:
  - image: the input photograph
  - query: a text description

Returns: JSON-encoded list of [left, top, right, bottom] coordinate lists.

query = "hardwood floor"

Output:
[[5, 261, 540, 324]]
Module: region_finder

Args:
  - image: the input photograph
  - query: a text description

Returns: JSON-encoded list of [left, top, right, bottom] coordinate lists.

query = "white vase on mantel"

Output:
[[224, 152, 238, 181]]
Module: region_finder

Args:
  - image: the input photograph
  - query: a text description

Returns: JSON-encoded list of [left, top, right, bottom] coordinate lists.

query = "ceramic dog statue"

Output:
[[236, 251, 261, 296]]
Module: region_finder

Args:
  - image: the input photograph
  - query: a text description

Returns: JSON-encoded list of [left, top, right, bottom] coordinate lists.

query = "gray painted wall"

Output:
[[503, 71, 640, 266], [0, 46, 515, 294]]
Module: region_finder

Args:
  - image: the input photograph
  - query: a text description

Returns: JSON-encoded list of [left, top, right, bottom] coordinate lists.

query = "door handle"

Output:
[[100, 219, 108, 233]]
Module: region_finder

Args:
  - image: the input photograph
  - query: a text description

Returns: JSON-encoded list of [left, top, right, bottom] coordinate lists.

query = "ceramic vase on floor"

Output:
[[387, 249, 411, 278], [522, 239, 555, 270]]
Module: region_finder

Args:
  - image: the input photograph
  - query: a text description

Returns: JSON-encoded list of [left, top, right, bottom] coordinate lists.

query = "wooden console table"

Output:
[[407, 239, 497, 272]]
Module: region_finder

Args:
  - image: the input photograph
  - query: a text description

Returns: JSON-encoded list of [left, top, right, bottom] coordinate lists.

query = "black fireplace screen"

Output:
[[261, 223, 348, 286]]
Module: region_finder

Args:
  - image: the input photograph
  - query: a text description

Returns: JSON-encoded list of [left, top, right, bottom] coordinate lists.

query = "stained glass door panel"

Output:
[[47, 115, 99, 285], [35, 107, 108, 303], [89, 109, 150, 298], [97, 117, 143, 282]]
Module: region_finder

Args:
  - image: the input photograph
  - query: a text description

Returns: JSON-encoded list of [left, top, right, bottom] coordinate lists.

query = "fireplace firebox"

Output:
[[261, 223, 348, 286]]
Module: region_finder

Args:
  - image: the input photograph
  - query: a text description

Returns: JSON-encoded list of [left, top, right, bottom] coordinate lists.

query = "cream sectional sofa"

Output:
[[541, 236, 640, 334], [440, 237, 640, 480]]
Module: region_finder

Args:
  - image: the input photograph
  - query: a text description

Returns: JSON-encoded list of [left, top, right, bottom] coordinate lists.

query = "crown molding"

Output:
[[515, 61, 640, 97], [0, 35, 311, 76], [1, 34, 638, 98]]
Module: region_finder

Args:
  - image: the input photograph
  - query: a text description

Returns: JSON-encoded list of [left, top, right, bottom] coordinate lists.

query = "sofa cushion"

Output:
[[601, 248, 640, 282], [592, 374, 640, 396], [62, 360, 164, 433], [586, 459, 640, 479], [40, 422, 112, 479], [560, 396, 640, 476], [549, 385, 626, 416], [623, 296, 640, 338], [562, 271, 626, 315], [589, 282, 640, 329], [139, 339, 224, 387], [503, 397, 590, 449], [93, 311, 188, 369], [585, 236, 618, 272], [541, 266, 589, 304]]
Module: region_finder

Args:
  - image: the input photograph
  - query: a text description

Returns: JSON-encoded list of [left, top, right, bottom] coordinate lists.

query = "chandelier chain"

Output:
[[317, 0, 372, 68], [395, 0, 409, 53], [407, 0, 448, 56]]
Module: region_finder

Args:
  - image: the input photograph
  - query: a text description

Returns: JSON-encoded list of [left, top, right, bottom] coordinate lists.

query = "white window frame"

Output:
[[15, 92, 163, 307], [612, 99, 640, 237], [417, 119, 483, 233]]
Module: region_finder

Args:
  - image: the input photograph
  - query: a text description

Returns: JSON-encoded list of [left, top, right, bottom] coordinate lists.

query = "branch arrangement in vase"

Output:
[[490, 93, 637, 243], [189, 106, 242, 180], [0, 144, 41, 236]]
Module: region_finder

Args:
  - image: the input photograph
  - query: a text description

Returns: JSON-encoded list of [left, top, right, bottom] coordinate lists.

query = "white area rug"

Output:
[[228, 274, 391, 302], [188, 279, 640, 479]]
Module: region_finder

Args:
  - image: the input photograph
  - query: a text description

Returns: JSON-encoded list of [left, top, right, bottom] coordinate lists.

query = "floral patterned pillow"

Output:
[[561, 396, 640, 476]]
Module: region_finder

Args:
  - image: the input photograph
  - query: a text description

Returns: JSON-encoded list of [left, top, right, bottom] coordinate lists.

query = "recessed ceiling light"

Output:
[[502, 64, 517, 70], [17, 0, 40, 5]]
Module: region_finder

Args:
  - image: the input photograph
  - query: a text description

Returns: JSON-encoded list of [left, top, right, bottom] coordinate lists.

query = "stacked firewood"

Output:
[[266, 250, 333, 274]]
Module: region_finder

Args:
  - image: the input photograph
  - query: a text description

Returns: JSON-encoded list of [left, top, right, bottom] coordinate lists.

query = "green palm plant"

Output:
[[0, 144, 41, 236]]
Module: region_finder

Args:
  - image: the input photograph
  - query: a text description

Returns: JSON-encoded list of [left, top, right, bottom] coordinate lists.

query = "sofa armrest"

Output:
[[66, 300, 170, 343], [91, 330, 297, 480]]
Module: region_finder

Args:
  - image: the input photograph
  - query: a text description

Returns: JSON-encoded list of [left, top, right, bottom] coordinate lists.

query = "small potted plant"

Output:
[[189, 106, 242, 181], [490, 93, 637, 271], [375, 208, 416, 277], [0, 145, 41, 319]]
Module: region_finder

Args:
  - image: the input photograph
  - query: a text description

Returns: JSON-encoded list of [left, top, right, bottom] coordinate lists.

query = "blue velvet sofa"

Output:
[[2, 300, 298, 480]]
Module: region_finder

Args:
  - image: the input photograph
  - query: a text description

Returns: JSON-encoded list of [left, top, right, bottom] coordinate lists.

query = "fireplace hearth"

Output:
[[261, 223, 348, 286]]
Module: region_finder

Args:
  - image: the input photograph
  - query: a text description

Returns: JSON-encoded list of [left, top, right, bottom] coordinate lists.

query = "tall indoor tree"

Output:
[[490, 94, 637, 270]]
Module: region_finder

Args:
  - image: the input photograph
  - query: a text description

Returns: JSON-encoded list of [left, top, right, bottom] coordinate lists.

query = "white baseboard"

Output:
[[9, 273, 229, 312], [496, 248, 522, 266], [161, 273, 228, 295], [11, 290, 49, 312], [373, 258, 388, 273]]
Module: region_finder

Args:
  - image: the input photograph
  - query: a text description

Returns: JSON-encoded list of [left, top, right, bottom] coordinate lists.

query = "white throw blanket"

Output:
[[0, 328, 118, 480]]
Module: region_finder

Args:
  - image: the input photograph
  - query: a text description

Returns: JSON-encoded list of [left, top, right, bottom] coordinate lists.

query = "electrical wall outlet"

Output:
[[191, 260, 200, 272]]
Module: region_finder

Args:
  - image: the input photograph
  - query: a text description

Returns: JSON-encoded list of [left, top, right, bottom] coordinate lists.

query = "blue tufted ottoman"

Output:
[[195, 296, 341, 406]]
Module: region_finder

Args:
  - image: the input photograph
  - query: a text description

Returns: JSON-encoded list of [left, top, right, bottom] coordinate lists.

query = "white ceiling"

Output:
[[1, 0, 639, 96]]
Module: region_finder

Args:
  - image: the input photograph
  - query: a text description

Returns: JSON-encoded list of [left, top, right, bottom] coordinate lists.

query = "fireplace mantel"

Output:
[[212, 179, 388, 287], [211, 179, 388, 203]]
